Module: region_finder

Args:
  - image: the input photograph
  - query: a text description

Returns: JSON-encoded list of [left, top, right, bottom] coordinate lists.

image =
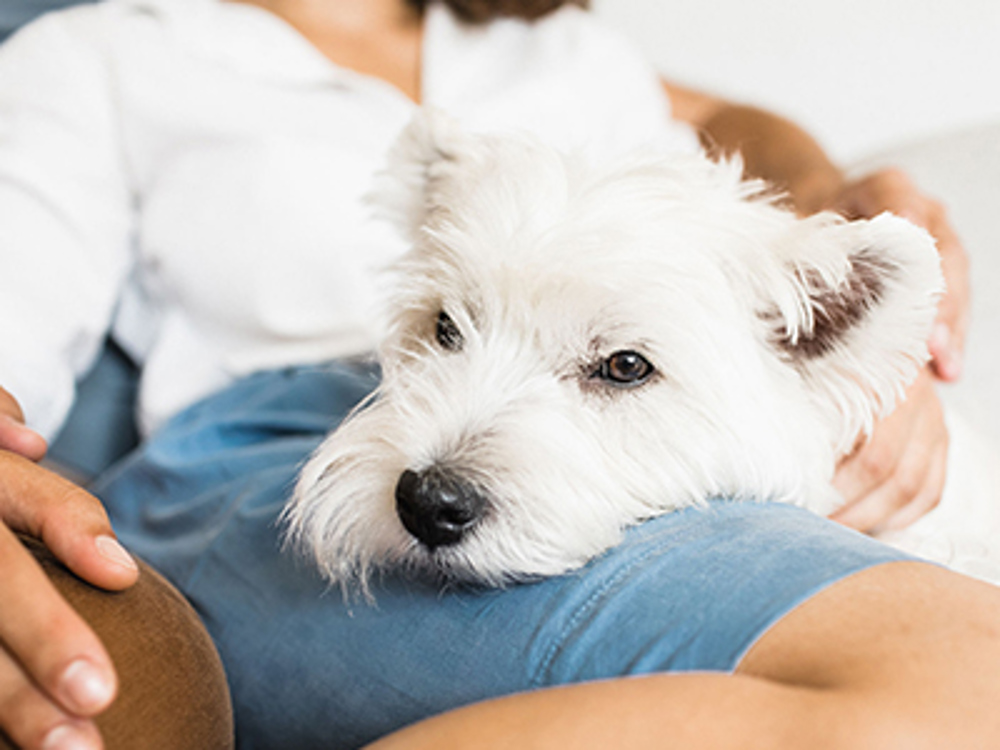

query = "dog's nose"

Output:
[[395, 467, 487, 549]]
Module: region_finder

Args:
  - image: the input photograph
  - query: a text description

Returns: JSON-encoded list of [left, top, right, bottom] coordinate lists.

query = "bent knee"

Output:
[[741, 562, 1000, 749], [16, 537, 234, 750]]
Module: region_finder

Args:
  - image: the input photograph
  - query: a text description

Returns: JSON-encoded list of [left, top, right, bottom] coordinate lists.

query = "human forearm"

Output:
[[0, 12, 135, 440], [663, 80, 843, 213], [370, 563, 1000, 750], [700, 104, 845, 214]]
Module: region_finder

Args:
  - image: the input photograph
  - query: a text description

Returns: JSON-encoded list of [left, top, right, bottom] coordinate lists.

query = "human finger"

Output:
[[829, 442, 921, 532], [829, 393, 911, 519], [829, 371, 945, 532], [0, 452, 138, 592], [874, 436, 948, 534], [924, 208, 969, 382], [829, 435, 888, 521], [0, 522, 117, 728], [0, 641, 103, 750], [830, 431, 939, 533], [0, 387, 46, 462]]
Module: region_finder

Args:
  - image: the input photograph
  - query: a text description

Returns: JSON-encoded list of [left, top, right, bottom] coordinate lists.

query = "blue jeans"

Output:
[[93, 362, 913, 749], [0, 0, 95, 43]]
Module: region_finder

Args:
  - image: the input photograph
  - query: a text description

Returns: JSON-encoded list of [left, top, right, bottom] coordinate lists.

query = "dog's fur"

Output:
[[285, 111, 1000, 595]]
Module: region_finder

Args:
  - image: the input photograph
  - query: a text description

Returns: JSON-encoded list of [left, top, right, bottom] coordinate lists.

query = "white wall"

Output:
[[592, 0, 1000, 163]]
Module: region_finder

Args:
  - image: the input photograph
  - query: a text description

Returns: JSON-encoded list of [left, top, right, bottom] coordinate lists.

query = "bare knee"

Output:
[[740, 562, 1000, 749]]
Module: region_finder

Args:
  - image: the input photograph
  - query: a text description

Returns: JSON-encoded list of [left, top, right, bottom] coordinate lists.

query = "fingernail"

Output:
[[59, 659, 114, 714], [928, 324, 962, 379], [95, 535, 138, 572], [940, 353, 963, 380], [42, 723, 96, 750], [929, 323, 950, 353]]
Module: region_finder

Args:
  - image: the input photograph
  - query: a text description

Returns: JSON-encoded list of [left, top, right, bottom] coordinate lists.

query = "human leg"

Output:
[[91, 362, 928, 749], [0, 537, 233, 750], [366, 562, 1000, 750]]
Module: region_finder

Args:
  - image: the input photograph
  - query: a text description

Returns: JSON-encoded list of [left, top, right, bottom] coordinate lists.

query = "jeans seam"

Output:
[[529, 540, 666, 688]]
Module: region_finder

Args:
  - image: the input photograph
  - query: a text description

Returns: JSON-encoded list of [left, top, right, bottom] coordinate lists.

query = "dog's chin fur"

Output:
[[283, 110, 944, 597]]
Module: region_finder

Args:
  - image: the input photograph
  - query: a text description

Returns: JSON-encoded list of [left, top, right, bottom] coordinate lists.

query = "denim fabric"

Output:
[[0, 0, 95, 42], [49, 338, 141, 478], [93, 362, 914, 750]]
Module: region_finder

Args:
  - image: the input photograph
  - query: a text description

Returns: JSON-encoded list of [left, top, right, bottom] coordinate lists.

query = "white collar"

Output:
[[110, 0, 458, 96]]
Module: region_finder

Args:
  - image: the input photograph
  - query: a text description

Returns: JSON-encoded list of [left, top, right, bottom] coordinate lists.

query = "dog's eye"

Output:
[[435, 311, 464, 352], [598, 350, 654, 386]]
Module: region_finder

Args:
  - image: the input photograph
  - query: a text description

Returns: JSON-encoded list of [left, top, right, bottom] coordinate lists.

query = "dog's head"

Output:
[[285, 110, 942, 594]]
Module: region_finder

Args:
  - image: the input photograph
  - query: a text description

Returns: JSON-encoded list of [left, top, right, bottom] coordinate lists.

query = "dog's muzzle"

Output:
[[395, 467, 487, 550]]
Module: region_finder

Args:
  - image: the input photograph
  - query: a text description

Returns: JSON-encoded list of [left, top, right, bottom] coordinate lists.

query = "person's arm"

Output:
[[663, 79, 969, 533], [366, 562, 1000, 749], [664, 79, 968, 376], [0, 10, 135, 440], [0, 11, 139, 748], [665, 81, 844, 213]]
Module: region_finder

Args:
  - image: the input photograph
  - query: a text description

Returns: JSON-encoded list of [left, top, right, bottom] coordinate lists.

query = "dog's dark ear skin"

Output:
[[755, 213, 941, 456], [770, 248, 901, 364]]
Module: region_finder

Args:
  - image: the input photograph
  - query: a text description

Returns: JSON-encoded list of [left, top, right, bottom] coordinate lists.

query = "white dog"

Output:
[[285, 111, 1000, 595]]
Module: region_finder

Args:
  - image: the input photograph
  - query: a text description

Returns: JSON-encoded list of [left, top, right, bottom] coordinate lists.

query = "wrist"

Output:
[[697, 104, 845, 215]]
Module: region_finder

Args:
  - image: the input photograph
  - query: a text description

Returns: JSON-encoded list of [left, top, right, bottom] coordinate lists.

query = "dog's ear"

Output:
[[759, 211, 943, 455], [369, 108, 473, 240]]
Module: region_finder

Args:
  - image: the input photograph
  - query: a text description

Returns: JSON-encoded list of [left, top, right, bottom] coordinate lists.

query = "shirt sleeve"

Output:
[[0, 7, 134, 439]]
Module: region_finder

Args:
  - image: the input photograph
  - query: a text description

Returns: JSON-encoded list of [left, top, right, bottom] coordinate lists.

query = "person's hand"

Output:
[[0, 391, 139, 749], [829, 168, 970, 382], [822, 169, 966, 534], [829, 368, 947, 534]]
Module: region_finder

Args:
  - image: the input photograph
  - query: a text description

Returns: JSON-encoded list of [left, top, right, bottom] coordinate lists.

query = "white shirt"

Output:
[[0, 0, 697, 438]]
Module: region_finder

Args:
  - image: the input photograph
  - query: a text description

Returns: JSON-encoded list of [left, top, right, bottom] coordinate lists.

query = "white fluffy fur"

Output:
[[285, 110, 999, 596]]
